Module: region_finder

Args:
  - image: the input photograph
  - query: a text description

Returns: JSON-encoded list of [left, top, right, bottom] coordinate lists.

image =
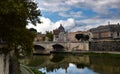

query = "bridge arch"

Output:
[[52, 44, 65, 51], [34, 45, 45, 52]]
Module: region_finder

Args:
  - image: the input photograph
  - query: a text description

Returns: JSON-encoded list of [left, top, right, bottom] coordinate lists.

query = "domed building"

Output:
[[58, 24, 65, 32], [53, 24, 66, 42]]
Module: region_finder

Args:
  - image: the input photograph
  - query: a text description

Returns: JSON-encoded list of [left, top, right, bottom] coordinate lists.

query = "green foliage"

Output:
[[83, 35, 89, 41], [45, 31, 53, 41], [0, 0, 41, 57], [42, 36, 46, 41], [29, 28, 37, 33], [75, 34, 84, 41], [75, 34, 89, 41]]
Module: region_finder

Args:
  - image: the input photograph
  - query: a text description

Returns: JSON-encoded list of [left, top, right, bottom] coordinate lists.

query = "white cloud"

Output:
[[59, 11, 83, 18], [27, 16, 120, 33], [27, 17, 76, 33], [27, 17, 55, 33], [35, 0, 70, 12], [65, 0, 85, 5], [75, 18, 120, 31], [55, 18, 75, 31], [35, 0, 120, 15], [84, 0, 120, 14], [27, 0, 120, 34]]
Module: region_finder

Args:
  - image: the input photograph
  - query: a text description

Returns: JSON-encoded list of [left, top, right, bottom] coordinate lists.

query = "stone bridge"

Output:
[[33, 41, 89, 53]]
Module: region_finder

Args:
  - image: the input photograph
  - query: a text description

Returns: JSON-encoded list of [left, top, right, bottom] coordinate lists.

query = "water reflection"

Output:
[[90, 56, 120, 74], [22, 54, 120, 74], [50, 54, 65, 63], [39, 63, 96, 74]]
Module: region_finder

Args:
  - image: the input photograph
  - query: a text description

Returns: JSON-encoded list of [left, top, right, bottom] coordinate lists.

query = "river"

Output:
[[21, 53, 120, 74]]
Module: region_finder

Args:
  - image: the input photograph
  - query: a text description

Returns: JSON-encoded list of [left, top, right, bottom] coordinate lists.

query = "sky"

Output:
[[27, 0, 120, 33]]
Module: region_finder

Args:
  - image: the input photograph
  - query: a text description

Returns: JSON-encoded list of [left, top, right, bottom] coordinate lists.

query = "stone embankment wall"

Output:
[[89, 41, 120, 51], [68, 42, 89, 51]]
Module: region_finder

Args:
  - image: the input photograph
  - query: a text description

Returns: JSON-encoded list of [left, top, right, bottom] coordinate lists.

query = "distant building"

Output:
[[67, 31, 91, 42], [89, 23, 120, 41], [53, 24, 66, 42], [36, 33, 45, 41]]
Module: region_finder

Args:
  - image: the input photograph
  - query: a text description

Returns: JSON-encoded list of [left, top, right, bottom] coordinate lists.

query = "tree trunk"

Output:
[[9, 53, 20, 74]]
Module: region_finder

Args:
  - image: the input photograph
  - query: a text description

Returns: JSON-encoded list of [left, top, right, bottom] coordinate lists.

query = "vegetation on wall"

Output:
[[75, 34, 83, 41], [75, 34, 89, 41]]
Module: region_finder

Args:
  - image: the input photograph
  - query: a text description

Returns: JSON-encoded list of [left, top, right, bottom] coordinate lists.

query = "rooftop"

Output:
[[89, 23, 120, 33]]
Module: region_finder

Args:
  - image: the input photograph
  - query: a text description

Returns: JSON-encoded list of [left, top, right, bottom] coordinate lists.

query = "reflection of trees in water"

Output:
[[45, 63, 69, 73], [89, 56, 120, 74], [76, 63, 89, 69]]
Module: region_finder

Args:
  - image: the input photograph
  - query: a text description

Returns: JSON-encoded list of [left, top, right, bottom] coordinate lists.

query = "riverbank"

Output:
[[49, 51, 120, 57], [20, 64, 45, 74], [51, 51, 120, 54], [33, 51, 120, 57]]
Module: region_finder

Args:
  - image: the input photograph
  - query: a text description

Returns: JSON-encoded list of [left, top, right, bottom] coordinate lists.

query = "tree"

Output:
[[45, 31, 53, 41], [75, 34, 84, 41], [83, 35, 89, 41], [0, 0, 41, 74], [75, 34, 89, 41]]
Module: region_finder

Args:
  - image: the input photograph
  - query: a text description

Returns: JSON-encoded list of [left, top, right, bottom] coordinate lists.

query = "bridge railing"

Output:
[[34, 41, 68, 44], [34, 41, 89, 44]]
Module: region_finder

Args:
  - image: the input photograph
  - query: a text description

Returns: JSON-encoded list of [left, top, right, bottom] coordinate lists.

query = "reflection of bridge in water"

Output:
[[39, 54, 90, 72], [26, 54, 90, 72], [33, 41, 89, 54]]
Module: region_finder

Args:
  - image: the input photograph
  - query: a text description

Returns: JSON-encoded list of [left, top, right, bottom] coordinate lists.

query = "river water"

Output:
[[22, 54, 120, 74]]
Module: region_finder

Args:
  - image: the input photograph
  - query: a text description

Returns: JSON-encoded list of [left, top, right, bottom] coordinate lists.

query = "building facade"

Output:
[[67, 31, 91, 42], [89, 23, 120, 41]]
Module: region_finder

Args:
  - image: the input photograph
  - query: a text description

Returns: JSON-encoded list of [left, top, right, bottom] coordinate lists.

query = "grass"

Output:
[[54, 51, 120, 57], [80, 52, 120, 57]]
